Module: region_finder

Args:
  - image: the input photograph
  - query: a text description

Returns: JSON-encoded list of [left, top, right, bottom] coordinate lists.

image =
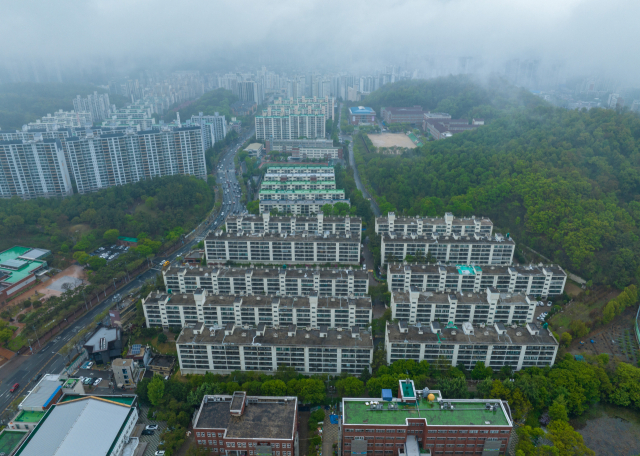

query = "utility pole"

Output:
[[32, 326, 41, 347]]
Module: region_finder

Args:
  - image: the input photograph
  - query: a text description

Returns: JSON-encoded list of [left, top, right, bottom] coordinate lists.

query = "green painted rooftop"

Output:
[[14, 410, 45, 423], [259, 189, 344, 194], [58, 395, 135, 406], [401, 381, 415, 398], [0, 246, 46, 284], [0, 430, 26, 454], [343, 398, 510, 427], [118, 236, 138, 243]]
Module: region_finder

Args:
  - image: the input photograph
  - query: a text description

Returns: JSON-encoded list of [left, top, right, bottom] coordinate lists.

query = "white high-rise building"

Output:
[[73, 92, 114, 123], [0, 137, 73, 199], [189, 112, 227, 151]]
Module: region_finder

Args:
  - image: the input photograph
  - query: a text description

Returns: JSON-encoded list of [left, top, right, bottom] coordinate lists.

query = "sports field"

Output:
[[368, 133, 416, 149]]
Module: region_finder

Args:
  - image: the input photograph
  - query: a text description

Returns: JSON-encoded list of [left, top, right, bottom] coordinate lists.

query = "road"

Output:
[[0, 128, 253, 420]]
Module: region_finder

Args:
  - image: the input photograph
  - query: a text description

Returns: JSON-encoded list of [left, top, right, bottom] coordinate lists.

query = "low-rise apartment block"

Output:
[[193, 392, 298, 456], [143, 289, 372, 329], [226, 213, 362, 237], [381, 232, 515, 265], [177, 322, 373, 375], [387, 263, 567, 297], [260, 180, 337, 190], [385, 320, 558, 371], [263, 171, 334, 182], [259, 198, 351, 216], [111, 358, 142, 389], [205, 230, 361, 264], [342, 379, 513, 456], [391, 288, 537, 325], [375, 213, 493, 237], [267, 165, 335, 175], [162, 265, 369, 296]]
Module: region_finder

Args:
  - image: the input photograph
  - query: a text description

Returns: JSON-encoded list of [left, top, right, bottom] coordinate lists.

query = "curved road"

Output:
[[0, 128, 253, 421]]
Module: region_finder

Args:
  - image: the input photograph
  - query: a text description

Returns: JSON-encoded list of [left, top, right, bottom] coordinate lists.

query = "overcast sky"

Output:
[[2, 0, 639, 84]]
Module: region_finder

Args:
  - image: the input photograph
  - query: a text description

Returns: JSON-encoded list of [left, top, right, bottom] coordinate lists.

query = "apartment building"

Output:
[[375, 213, 493, 237], [381, 233, 515, 266], [189, 112, 227, 149], [380, 106, 425, 124], [264, 171, 335, 182], [64, 126, 206, 193], [391, 288, 537, 326], [73, 92, 114, 122], [205, 230, 361, 264], [385, 320, 559, 371], [143, 289, 372, 329], [28, 110, 93, 129], [259, 189, 346, 201], [238, 81, 265, 105], [104, 106, 156, 130], [255, 113, 326, 140], [342, 379, 513, 456], [177, 322, 373, 375], [259, 199, 351, 216], [265, 138, 342, 160], [261, 180, 337, 190], [226, 213, 362, 236], [192, 392, 298, 455], [387, 263, 567, 297], [270, 96, 335, 120], [0, 138, 73, 199], [111, 358, 142, 388], [162, 265, 369, 296], [348, 106, 376, 125], [267, 165, 335, 175]]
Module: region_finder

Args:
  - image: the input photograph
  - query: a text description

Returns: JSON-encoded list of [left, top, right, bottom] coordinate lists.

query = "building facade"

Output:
[[225, 213, 362, 237], [255, 113, 326, 140], [348, 107, 376, 125], [112, 358, 142, 388], [192, 392, 298, 456], [385, 320, 559, 371], [263, 171, 335, 182], [260, 180, 337, 190], [375, 213, 493, 237], [380, 106, 425, 124], [391, 288, 537, 326], [162, 265, 369, 297], [205, 230, 361, 264], [380, 233, 515, 266], [190, 112, 228, 143], [0, 138, 73, 199], [28, 110, 93, 129], [143, 289, 372, 329], [73, 92, 114, 123], [342, 379, 514, 456], [259, 199, 351, 216], [387, 263, 567, 297], [258, 189, 346, 201], [177, 322, 373, 375]]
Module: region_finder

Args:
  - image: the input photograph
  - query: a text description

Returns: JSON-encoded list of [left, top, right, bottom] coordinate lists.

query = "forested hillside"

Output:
[[0, 82, 128, 130], [162, 88, 237, 122], [0, 175, 214, 254], [356, 77, 640, 288]]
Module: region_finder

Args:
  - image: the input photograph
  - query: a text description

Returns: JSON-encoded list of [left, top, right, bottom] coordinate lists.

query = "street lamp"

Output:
[[32, 326, 41, 347]]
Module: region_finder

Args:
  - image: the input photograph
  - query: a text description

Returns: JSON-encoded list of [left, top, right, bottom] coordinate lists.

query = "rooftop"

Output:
[[0, 246, 47, 285], [15, 396, 135, 456], [343, 396, 511, 427], [19, 374, 62, 411], [177, 324, 373, 349], [259, 199, 351, 206], [164, 264, 369, 280], [349, 106, 375, 115], [382, 232, 515, 245], [117, 236, 138, 243], [245, 143, 263, 152], [0, 430, 27, 455], [195, 395, 297, 439], [387, 262, 566, 277], [84, 327, 120, 353], [376, 214, 492, 226], [207, 230, 358, 243], [13, 410, 46, 423], [148, 355, 175, 369]]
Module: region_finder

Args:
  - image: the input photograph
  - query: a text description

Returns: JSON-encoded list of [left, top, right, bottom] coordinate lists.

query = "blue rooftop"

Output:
[[349, 106, 375, 115]]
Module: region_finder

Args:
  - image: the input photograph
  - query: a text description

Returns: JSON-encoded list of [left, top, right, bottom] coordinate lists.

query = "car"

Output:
[[86, 361, 94, 368], [93, 378, 102, 386], [141, 429, 155, 436], [84, 377, 94, 385], [155, 452, 166, 456], [547, 302, 552, 307], [10, 383, 19, 393], [146, 424, 159, 431]]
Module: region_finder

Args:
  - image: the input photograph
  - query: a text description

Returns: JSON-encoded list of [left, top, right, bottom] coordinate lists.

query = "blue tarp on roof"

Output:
[[382, 389, 393, 401]]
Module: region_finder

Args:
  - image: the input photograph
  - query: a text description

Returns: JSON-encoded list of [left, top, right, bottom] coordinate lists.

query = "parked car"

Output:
[[10, 383, 19, 393], [155, 452, 166, 456], [84, 377, 94, 385], [146, 424, 159, 431], [141, 430, 155, 436], [93, 378, 102, 386]]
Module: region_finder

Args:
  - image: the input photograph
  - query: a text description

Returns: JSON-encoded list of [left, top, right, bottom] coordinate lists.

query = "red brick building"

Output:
[[342, 380, 513, 456], [193, 391, 299, 456]]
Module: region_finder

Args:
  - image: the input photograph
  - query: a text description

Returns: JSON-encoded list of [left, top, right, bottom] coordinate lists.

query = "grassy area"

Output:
[[549, 286, 619, 333], [7, 334, 28, 352]]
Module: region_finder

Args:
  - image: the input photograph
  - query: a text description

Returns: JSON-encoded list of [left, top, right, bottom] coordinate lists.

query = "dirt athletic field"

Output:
[[368, 133, 416, 148]]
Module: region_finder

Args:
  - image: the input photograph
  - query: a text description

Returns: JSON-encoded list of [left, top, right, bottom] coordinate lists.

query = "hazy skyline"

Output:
[[2, 0, 639, 86]]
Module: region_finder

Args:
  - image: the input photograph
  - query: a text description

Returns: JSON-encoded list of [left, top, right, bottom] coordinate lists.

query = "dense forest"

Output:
[[0, 175, 214, 254], [355, 76, 640, 288], [0, 82, 128, 130], [161, 88, 238, 123]]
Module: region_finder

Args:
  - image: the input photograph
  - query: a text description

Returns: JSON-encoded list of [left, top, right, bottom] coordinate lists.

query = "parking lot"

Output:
[[138, 404, 167, 456], [534, 299, 555, 323], [90, 244, 130, 262]]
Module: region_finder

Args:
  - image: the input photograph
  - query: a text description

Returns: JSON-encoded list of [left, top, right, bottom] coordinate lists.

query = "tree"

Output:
[[103, 229, 120, 244], [560, 332, 572, 348], [435, 376, 468, 399], [477, 378, 494, 398], [569, 320, 590, 338], [147, 376, 165, 406], [157, 333, 168, 344], [546, 420, 595, 456], [471, 361, 493, 380], [335, 377, 365, 397], [261, 380, 288, 396], [548, 397, 569, 422]]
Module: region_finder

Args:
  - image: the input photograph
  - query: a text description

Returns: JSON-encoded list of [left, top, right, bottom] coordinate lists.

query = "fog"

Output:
[[1, 0, 639, 86]]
